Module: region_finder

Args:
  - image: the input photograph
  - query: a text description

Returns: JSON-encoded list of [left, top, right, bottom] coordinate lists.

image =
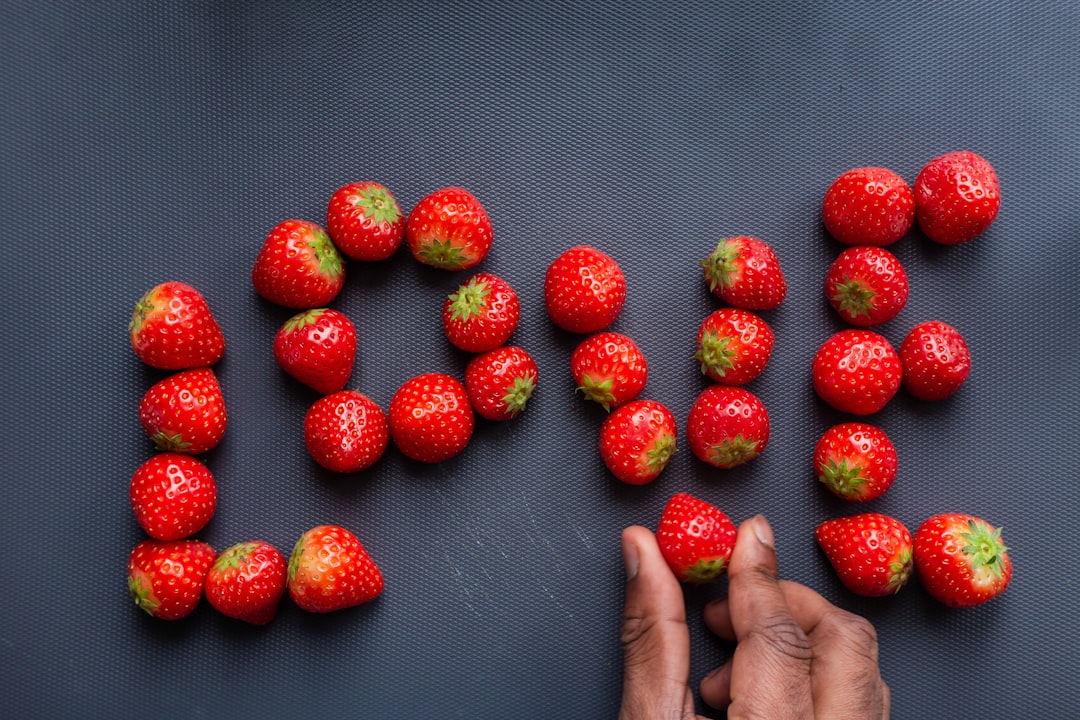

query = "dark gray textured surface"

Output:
[[2, 1, 1078, 717]]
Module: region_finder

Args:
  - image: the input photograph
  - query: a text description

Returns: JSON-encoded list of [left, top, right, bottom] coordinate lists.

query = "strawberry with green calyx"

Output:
[[700, 235, 787, 310], [899, 320, 971, 401], [544, 245, 627, 334], [405, 187, 492, 270], [598, 399, 676, 485], [914, 513, 1012, 608], [287, 525, 384, 613], [656, 492, 737, 583], [326, 181, 404, 262], [570, 331, 648, 412], [813, 423, 897, 502], [138, 368, 227, 454], [129, 281, 225, 370], [914, 150, 1001, 245], [129, 453, 217, 541], [825, 246, 909, 327], [686, 385, 769, 469], [205, 541, 288, 625], [816, 513, 914, 597], [811, 329, 901, 415], [304, 390, 390, 473], [442, 273, 521, 353], [694, 307, 775, 385], [128, 539, 216, 620], [251, 219, 345, 308], [464, 346, 539, 421], [273, 308, 357, 395], [388, 372, 475, 463], [821, 166, 915, 247]]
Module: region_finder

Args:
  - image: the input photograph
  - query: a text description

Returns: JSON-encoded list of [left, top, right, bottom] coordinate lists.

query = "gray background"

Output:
[[2, 1, 1077, 718]]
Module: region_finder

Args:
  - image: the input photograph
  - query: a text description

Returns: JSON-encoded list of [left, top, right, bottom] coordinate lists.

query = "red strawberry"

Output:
[[811, 329, 901, 415], [128, 539, 216, 620], [405, 186, 492, 270], [694, 307, 775, 385], [686, 385, 770, 469], [825, 246, 909, 327], [464, 345, 539, 421], [914, 513, 1012, 608], [656, 492, 737, 583], [570, 331, 648, 411], [304, 390, 390, 473], [129, 281, 225, 370], [821, 166, 915, 247], [442, 273, 521, 353], [813, 423, 897, 502], [205, 541, 288, 625], [251, 219, 345, 308], [598, 399, 676, 485], [129, 453, 217, 541], [914, 150, 1001, 244], [138, 368, 228, 454], [273, 308, 357, 394], [699, 235, 787, 310], [325, 181, 405, 261], [816, 513, 914, 597], [543, 245, 627, 334], [287, 525, 384, 613], [388, 372, 475, 463], [899, 320, 971, 401]]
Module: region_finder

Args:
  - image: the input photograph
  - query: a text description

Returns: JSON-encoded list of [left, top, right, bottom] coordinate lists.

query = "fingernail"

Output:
[[622, 536, 640, 580], [751, 514, 774, 548]]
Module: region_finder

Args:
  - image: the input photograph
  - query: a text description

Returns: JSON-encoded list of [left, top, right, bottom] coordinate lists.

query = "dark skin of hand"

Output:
[[619, 515, 890, 719]]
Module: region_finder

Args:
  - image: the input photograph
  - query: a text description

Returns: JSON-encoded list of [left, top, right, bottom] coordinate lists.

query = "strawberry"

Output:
[[273, 308, 357, 394], [598, 399, 676, 485], [815, 513, 914, 597], [699, 235, 787, 310], [325, 181, 405, 261], [304, 390, 390, 473], [821, 166, 915, 247], [686, 385, 770, 469], [543, 245, 627, 334], [813, 423, 897, 502], [287, 525, 384, 613], [570, 331, 648, 411], [694, 307, 775, 385], [914, 513, 1012, 608], [129, 453, 217, 541], [128, 539, 216, 620], [464, 345, 539, 421], [205, 541, 288, 625], [899, 320, 971, 401], [129, 281, 225, 370], [442, 273, 520, 353], [251, 219, 345, 308], [388, 372, 475, 463], [914, 150, 1001, 244], [138, 368, 228, 454], [811, 329, 901, 415], [824, 246, 909, 327], [656, 492, 737, 583], [405, 186, 492, 270]]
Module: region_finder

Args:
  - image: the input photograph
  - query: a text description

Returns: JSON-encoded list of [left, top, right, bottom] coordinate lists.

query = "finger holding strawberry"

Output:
[[914, 513, 1012, 608], [405, 186, 492, 270], [570, 331, 648, 411], [129, 281, 225, 370], [251, 219, 345, 308], [442, 273, 520, 353]]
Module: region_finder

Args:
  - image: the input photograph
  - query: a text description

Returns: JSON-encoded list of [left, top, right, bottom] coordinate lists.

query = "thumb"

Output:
[[619, 525, 697, 720]]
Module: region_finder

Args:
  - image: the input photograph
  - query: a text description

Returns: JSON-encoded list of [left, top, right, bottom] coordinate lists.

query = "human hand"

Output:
[[619, 514, 890, 719]]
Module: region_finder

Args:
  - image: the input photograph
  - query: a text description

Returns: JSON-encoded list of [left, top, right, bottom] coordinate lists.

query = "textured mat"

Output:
[[2, 1, 1078, 718]]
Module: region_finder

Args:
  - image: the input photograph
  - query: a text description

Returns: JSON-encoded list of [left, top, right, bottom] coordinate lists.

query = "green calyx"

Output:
[[818, 458, 867, 499], [683, 556, 728, 584], [308, 228, 345, 279], [352, 185, 401, 225], [831, 279, 877, 319], [708, 434, 760, 468], [418, 238, 469, 270], [501, 375, 537, 417], [699, 239, 741, 293], [283, 308, 326, 334], [448, 276, 492, 322], [960, 520, 1009, 578], [695, 330, 736, 378], [577, 374, 617, 412]]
